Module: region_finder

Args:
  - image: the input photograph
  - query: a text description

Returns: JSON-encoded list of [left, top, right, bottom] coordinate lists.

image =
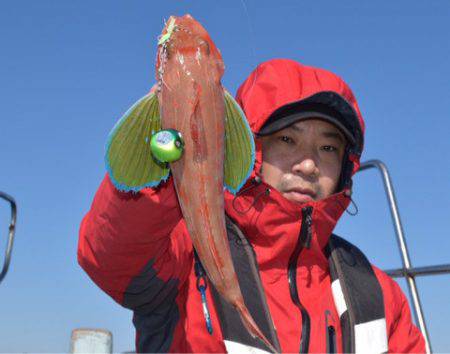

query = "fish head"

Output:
[[156, 14, 224, 85]]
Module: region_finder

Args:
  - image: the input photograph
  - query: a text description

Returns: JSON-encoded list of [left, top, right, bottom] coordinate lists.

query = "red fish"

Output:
[[157, 15, 274, 350], [105, 14, 274, 351]]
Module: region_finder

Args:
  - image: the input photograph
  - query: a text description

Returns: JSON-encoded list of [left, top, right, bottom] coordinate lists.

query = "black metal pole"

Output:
[[0, 191, 17, 284], [385, 264, 450, 278]]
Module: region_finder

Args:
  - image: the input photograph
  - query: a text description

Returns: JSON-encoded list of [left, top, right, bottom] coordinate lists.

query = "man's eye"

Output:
[[322, 145, 337, 152], [279, 136, 294, 144]]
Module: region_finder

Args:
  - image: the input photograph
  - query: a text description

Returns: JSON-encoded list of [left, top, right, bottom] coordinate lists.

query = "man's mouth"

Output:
[[283, 187, 316, 204]]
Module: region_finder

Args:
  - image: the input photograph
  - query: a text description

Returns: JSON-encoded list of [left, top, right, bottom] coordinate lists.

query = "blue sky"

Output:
[[0, 0, 449, 352]]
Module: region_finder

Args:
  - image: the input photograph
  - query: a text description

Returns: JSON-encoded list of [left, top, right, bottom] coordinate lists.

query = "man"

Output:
[[78, 59, 425, 352]]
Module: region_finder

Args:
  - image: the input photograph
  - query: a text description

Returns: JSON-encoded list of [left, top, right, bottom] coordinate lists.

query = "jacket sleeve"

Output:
[[77, 174, 192, 310], [374, 267, 426, 353]]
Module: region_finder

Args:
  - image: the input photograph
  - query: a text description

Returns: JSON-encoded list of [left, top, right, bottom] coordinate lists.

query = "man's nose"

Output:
[[292, 157, 319, 178]]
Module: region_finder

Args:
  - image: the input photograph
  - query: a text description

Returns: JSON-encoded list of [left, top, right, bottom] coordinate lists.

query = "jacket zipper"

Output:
[[326, 325, 336, 353], [288, 206, 313, 353], [325, 309, 337, 353]]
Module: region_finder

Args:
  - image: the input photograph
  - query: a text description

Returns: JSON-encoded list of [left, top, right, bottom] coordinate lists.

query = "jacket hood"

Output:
[[224, 59, 366, 269], [236, 58, 365, 179]]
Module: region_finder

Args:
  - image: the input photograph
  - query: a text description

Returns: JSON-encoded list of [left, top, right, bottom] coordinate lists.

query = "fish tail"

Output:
[[235, 303, 278, 353]]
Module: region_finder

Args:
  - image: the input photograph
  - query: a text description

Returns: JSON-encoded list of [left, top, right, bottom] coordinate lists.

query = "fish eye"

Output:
[[198, 39, 210, 55]]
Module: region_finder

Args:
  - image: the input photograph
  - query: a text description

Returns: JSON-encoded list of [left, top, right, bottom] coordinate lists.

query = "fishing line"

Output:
[[238, 0, 260, 100]]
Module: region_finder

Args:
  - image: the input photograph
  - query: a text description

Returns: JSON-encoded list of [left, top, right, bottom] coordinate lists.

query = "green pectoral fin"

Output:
[[223, 90, 255, 195], [105, 93, 169, 192]]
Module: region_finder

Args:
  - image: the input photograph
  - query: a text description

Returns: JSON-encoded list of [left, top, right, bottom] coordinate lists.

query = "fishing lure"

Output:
[[157, 17, 176, 46], [150, 129, 184, 163]]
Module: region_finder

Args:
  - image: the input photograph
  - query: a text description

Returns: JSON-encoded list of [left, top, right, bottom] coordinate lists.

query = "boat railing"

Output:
[[360, 160, 450, 354]]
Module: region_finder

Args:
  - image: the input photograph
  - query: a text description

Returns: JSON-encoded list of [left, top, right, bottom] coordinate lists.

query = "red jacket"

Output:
[[78, 59, 425, 353]]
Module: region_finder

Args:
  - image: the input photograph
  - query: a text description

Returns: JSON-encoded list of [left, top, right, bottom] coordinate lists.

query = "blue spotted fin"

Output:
[[223, 91, 255, 195], [105, 93, 169, 192]]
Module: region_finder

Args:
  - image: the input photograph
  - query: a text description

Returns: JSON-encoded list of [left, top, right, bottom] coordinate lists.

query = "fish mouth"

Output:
[[161, 16, 209, 50], [168, 33, 210, 53]]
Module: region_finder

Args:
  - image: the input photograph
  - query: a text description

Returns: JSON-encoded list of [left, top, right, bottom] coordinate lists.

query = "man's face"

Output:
[[259, 119, 346, 204]]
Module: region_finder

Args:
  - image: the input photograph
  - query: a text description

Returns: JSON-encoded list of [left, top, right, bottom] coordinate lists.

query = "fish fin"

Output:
[[105, 93, 170, 192], [223, 90, 255, 195]]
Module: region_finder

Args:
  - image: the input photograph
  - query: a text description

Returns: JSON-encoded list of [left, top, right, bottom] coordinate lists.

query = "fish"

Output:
[[105, 14, 275, 352]]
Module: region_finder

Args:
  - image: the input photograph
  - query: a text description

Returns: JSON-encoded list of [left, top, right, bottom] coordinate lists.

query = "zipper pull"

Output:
[[197, 276, 213, 334], [194, 250, 213, 334], [301, 206, 313, 249]]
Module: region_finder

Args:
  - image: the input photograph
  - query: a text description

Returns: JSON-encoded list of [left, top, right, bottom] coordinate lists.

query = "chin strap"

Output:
[[232, 176, 270, 215], [343, 188, 359, 216]]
